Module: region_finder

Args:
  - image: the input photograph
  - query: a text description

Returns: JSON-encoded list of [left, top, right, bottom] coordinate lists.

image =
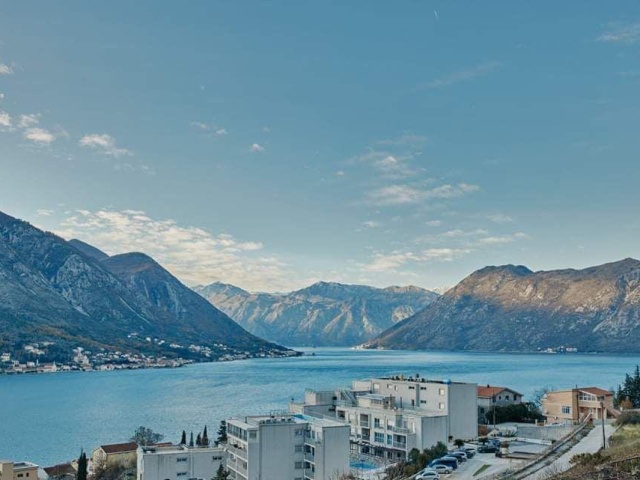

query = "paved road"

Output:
[[525, 423, 616, 479]]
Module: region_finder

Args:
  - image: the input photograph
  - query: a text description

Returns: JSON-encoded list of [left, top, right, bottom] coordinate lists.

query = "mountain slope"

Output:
[[194, 281, 438, 346], [0, 211, 287, 356], [373, 259, 640, 353]]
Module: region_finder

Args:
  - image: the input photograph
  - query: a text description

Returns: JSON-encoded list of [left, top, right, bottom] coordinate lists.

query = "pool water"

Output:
[[350, 461, 378, 471]]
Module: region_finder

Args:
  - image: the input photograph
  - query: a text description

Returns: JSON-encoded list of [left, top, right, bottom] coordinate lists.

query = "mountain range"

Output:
[[193, 281, 438, 346], [373, 259, 640, 353], [0, 211, 289, 358]]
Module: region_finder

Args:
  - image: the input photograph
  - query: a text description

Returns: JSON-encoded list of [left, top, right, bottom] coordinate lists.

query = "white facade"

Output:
[[136, 445, 225, 480], [226, 413, 350, 480]]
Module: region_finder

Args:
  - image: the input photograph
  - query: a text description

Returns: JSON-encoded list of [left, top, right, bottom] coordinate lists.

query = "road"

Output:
[[524, 423, 616, 479]]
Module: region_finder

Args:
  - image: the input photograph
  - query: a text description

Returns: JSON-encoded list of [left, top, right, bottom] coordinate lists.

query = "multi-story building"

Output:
[[477, 385, 523, 423], [225, 412, 350, 480], [0, 461, 39, 480], [290, 375, 477, 461], [542, 387, 616, 424], [137, 444, 225, 480]]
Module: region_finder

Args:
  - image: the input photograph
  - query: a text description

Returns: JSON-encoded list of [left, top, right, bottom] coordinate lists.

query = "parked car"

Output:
[[459, 447, 475, 458], [447, 451, 467, 462], [415, 469, 440, 480], [429, 456, 459, 470], [477, 444, 498, 453], [429, 464, 453, 474]]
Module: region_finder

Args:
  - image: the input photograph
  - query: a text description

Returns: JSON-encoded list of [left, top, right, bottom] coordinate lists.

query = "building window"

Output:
[[439, 388, 445, 395], [439, 403, 445, 409], [295, 445, 303, 452], [409, 386, 415, 390], [374, 432, 384, 443], [506, 395, 510, 400], [294, 462, 303, 469], [562, 406, 571, 414], [249, 431, 257, 440], [420, 386, 426, 391], [295, 428, 304, 436], [387, 435, 393, 445], [374, 418, 381, 428], [420, 400, 426, 404], [177, 458, 188, 463], [177, 473, 187, 477], [212, 456, 223, 461], [17, 475, 23, 478]]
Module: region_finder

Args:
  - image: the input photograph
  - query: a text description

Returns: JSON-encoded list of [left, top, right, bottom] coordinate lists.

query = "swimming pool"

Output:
[[350, 460, 379, 471]]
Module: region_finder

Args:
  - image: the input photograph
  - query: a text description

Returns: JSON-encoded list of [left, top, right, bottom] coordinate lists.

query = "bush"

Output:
[[616, 411, 640, 426]]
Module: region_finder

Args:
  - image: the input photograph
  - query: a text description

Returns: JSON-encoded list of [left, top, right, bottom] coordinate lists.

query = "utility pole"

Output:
[[492, 395, 496, 429], [600, 398, 606, 449]]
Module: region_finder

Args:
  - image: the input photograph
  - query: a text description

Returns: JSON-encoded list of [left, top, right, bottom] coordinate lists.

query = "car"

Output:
[[477, 444, 498, 453], [447, 451, 467, 462], [458, 447, 475, 458], [429, 456, 459, 470], [429, 464, 453, 474], [415, 469, 440, 480]]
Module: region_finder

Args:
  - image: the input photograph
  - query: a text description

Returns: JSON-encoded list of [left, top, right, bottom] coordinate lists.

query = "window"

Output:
[[295, 428, 304, 436], [374, 418, 381, 428], [420, 386, 426, 391], [420, 400, 426, 404], [506, 395, 510, 400], [177, 473, 187, 477], [387, 434, 392, 445], [439, 403, 445, 409], [374, 432, 384, 443], [17, 475, 23, 478], [249, 431, 257, 440], [409, 386, 415, 390], [177, 458, 188, 463], [212, 456, 223, 461], [294, 462, 303, 469], [439, 388, 445, 395], [562, 406, 571, 414]]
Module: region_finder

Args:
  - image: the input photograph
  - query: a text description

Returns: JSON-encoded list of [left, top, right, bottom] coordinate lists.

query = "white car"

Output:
[[416, 469, 440, 480], [430, 464, 452, 474]]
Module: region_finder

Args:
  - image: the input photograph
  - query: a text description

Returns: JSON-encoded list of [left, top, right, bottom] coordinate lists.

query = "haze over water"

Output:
[[2, 348, 638, 466]]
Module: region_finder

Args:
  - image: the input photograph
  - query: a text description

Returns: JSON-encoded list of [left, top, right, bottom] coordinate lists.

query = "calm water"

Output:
[[1, 348, 639, 466]]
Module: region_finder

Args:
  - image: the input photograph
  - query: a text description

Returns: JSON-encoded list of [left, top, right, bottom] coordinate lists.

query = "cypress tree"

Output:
[[189, 431, 194, 447], [202, 425, 209, 447], [77, 450, 88, 480], [196, 433, 202, 447], [180, 430, 187, 445]]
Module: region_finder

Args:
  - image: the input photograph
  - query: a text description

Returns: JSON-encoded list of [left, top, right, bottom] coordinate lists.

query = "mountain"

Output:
[[0, 211, 289, 357], [373, 259, 640, 353], [194, 281, 438, 346]]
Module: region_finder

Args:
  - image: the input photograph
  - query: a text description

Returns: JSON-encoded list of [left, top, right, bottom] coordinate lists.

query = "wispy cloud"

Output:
[[598, 22, 640, 44], [23, 127, 56, 145], [0, 111, 11, 128], [376, 134, 428, 148], [36, 209, 55, 217], [18, 114, 40, 128], [487, 213, 513, 224], [53, 209, 295, 291], [415, 61, 502, 90], [250, 143, 265, 153], [0, 63, 13, 76], [191, 121, 228, 136], [362, 247, 471, 273], [425, 220, 442, 227], [79, 134, 131, 157], [368, 183, 479, 206], [362, 220, 382, 228]]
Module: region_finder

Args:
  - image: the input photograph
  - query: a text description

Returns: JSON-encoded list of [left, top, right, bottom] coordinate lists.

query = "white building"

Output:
[[226, 413, 350, 480], [136, 445, 225, 480], [290, 375, 478, 460]]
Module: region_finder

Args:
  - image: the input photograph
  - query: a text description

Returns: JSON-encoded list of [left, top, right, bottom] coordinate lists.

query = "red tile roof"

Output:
[[99, 442, 138, 454], [478, 386, 523, 398], [580, 387, 613, 397], [44, 464, 77, 477]]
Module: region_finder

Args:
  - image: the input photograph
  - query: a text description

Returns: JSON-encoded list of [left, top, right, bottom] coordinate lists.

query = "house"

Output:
[[226, 413, 350, 480], [0, 461, 39, 480], [541, 387, 616, 424], [44, 463, 77, 480], [477, 385, 523, 423], [92, 442, 138, 469], [137, 444, 224, 480]]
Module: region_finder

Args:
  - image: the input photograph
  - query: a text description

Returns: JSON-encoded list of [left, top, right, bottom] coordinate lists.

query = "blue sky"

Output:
[[1, 1, 640, 292]]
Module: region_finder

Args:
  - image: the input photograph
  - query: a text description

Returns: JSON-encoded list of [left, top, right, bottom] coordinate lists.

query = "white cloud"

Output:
[[262, 126, 271, 133], [361, 247, 471, 273], [425, 220, 442, 227], [475, 232, 527, 246], [422, 248, 471, 261], [0, 64, 13, 76], [251, 143, 265, 153], [79, 134, 131, 157], [36, 209, 55, 217], [114, 162, 156, 176], [362, 220, 381, 228], [215, 128, 228, 136], [415, 62, 502, 90], [487, 213, 513, 223], [335, 170, 345, 177], [368, 183, 479, 206], [191, 122, 228, 136], [23, 128, 56, 145], [376, 134, 428, 148], [598, 22, 640, 44], [18, 114, 40, 128], [0, 111, 11, 128], [54, 209, 295, 291]]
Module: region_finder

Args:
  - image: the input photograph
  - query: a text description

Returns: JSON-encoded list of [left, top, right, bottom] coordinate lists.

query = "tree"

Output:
[[454, 438, 465, 448], [180, 430, 187, 445], [531, 386, 554, 410], [215, 420, 227, 446], [212, 464, 230, 480], [202, 425, 209, 447], [189, 431, 194, 447], [131, 426, 164, 446], [77, 450, 88, 480], [616, 365, 640, 408], [196, 433, 202, 447]]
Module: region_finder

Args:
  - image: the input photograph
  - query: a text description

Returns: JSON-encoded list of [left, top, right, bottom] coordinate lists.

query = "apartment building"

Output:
[[225, 413, 350, 480], [477, 385, 523, 423], [92, 442, 138, 469], [542, 387, 616, 424], [290, 375, 477, 460], [137, 445, 225, 480], [0, 461, 39, 480]]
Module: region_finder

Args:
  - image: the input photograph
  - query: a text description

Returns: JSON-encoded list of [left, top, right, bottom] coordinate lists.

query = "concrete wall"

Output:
[[515, 425, 574, 441], [418, 416, 448, 449], [137, 447, 224, 480], [448, 383, 478, 440], [314, 426, 350, 480]]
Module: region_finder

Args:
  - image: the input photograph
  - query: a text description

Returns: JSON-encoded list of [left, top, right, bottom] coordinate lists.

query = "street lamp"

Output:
[[599, 396, 606, 449]]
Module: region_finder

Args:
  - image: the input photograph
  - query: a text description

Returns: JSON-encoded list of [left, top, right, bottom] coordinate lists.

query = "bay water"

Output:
[[1, 347, 638, 466]]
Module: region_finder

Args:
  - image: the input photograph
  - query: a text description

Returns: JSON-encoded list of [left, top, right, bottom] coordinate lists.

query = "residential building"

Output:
[[477, 385, 523, 423], [290, 375, 477, 460], [0, 461, 39, 480], [92, 442, 138, 469], [137, 445, 224, 480], [43, 463, 77, 480], [226, 412, 350, 480], [541, 387, 617, 424]]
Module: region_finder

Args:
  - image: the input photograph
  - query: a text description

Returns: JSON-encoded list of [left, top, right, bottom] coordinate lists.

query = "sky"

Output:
[[1, 1, 640, 293]]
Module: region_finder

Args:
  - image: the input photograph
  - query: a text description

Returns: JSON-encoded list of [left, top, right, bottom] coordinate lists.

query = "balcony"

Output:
[[387, 425, 411, 434], [304, 452, 315, 463], [226, 443, 248, 460]]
